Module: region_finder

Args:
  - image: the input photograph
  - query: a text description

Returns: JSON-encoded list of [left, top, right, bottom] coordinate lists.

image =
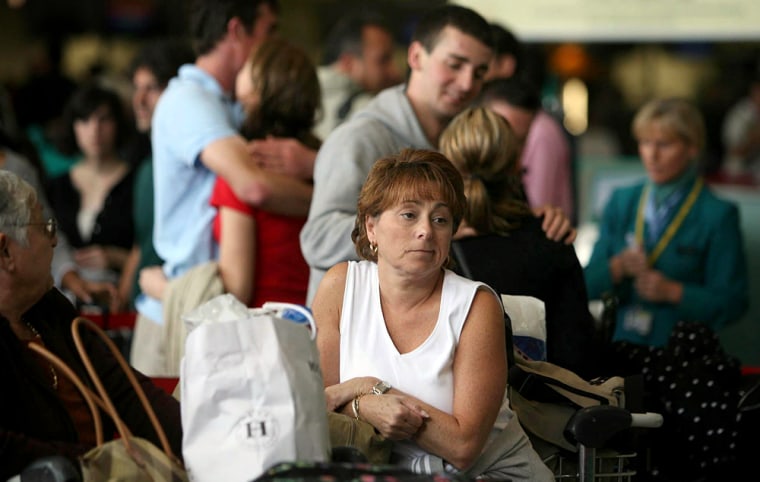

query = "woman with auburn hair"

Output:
[[312, 148, 553, 480]]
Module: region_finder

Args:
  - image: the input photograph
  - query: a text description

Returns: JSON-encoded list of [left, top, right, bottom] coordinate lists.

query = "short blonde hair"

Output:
[[351, 148, 465, 265], [632, 98, 705, 152]]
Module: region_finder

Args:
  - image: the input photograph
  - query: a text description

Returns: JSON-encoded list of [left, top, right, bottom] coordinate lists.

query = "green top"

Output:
[[130, 157, 162, 307], [26, 124, 78, 178]]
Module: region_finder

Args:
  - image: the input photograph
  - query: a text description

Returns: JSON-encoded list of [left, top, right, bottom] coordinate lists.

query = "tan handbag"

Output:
[[508, 354, 626, 452], [31, 317, 187, 481]]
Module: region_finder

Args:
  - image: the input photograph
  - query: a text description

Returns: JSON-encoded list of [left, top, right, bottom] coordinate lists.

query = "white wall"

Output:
[[455, 0, 760, 42]]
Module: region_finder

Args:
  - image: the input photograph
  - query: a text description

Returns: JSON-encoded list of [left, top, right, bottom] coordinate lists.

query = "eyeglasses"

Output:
[[4, 218, 58, 240], [31, 218, 57, 240]]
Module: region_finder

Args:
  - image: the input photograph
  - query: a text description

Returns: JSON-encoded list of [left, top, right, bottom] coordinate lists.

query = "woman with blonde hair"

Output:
[[583, 97, 750, 482], [585, 97, 748, 347], [441, 106, 598, 377]]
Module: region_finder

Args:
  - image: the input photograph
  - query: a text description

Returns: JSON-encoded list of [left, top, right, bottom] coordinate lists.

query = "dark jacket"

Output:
[[451, 216, 599, 378], [0, 288, 182, 478]]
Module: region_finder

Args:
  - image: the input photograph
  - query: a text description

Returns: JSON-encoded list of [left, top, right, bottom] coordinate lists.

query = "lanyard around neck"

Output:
[[635, 177, 703, 266]]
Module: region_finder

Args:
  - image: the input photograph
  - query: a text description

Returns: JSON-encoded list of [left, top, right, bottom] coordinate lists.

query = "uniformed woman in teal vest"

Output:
[[584, 98, 749, 347]]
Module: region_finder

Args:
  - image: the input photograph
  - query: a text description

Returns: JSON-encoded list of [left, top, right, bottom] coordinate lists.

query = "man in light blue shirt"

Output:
[[130, 0, 313, 376]]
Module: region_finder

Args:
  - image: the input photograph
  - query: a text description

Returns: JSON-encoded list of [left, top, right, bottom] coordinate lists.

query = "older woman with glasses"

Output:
[[0, 171, 181, 478]]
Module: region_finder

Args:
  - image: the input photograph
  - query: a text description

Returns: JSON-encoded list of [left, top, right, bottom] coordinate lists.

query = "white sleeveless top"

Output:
[[339, 261, 513, 467]]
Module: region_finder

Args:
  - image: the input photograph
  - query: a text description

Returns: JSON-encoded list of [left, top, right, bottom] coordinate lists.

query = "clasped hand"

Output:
[[617, 245, 648, 278], [615, 246, 680, 303], [634, 270, 680, 303], [359, 394, 430, 441], [325, 378, 429, 441]]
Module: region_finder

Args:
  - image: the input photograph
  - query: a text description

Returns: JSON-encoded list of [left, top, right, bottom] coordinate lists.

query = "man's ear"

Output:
[[407, 41, 425, 71], [227, 17, 246, 41]]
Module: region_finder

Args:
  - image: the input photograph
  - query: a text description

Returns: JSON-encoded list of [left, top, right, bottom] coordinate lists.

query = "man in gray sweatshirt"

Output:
[[300, 5, 494, 303]]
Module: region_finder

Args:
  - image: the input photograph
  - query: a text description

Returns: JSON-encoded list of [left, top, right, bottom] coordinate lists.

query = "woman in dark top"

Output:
[[441, 106, 599, 377], [46, 84, 135, 288]]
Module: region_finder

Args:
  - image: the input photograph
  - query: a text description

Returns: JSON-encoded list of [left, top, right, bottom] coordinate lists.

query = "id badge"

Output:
[[622, 305, 653, 336]]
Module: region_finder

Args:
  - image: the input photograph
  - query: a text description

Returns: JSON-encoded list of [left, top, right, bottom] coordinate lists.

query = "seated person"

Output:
[[584, 97, 748, 347], [311, 148, 553, 481], [210, 38, 318, 307], [440, 106, 598, 377], [46, 83, 135, 289], [0, 171, 181, 479], [1, 136, 118, 312]]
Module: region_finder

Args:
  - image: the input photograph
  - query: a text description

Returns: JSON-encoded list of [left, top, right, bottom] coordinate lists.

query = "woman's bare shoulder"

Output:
[[313, 262, 350, 310]]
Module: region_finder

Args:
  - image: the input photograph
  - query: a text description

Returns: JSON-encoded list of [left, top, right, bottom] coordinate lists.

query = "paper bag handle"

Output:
[[261, 302, 317, 339]]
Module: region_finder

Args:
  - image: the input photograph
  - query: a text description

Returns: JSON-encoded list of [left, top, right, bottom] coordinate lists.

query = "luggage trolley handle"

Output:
[[565, 406, 663, 482], [630, 411, 664, 429], [565, 406, 663, 449]]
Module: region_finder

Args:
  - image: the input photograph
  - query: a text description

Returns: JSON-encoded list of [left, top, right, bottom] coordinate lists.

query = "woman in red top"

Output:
[[210, 38, 320, 307]]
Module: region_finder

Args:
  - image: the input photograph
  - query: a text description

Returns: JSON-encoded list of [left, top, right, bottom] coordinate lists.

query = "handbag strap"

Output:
[[70, 316, 176, 460], [27, 342, 105, 446], [513, 356, 622, 408]]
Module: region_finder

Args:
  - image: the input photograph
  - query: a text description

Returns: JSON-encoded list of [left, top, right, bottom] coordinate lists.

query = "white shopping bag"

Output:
[[180, 294, 330, 482]]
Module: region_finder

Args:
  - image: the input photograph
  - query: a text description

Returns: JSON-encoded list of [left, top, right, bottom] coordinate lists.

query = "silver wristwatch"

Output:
[[371, 380, 391, 395]]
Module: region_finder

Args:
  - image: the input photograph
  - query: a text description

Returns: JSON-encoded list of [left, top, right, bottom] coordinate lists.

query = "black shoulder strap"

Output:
[[450, 241, 473, 279]]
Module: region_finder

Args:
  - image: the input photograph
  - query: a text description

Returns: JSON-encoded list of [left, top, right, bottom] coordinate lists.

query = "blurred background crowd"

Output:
[[2, 0, 759, 175], [0, 0, 758, 365]]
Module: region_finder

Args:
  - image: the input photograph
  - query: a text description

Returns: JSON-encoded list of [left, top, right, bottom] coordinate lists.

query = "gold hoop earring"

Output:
[[370, 243, 378, 255]]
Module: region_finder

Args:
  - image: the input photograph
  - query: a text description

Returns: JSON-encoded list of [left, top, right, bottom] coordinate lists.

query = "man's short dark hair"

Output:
[[321, 11, 392, 66], [130, 38, 195, 87], [491, 23, 522, 65], [411, 5, 493, 53], [477, 77, 541, 112], [188, 0, 279, 56]]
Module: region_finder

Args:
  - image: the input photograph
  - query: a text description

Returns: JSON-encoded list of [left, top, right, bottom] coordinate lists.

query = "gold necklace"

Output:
[[23, 320, 59, 390]]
